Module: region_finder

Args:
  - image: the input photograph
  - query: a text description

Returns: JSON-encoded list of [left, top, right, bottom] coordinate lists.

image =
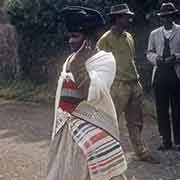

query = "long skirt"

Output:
[[45, 124, 127, 180]]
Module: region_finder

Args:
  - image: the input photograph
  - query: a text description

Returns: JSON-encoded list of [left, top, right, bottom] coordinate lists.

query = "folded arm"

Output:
[[146, 32, 159, 66]]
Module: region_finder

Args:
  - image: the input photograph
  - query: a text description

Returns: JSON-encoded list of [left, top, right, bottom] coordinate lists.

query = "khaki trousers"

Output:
[[111, 80, 149, 157]]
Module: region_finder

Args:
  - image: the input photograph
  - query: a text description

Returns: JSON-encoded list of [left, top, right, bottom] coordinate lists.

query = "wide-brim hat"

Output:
[[157, 2, 179, 16], [108, 3, 134, 16], [59, 6, 105, 32]]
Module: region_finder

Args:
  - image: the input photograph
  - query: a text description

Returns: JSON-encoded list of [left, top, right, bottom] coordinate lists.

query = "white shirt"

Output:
[[163, 27, 173, 39]]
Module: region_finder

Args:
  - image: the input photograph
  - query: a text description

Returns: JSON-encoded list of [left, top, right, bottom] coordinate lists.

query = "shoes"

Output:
[[157, 144, 172, 151], [138, 153, 160, 164], [175, 145, 180, 151], [139, 155, 160, 164]]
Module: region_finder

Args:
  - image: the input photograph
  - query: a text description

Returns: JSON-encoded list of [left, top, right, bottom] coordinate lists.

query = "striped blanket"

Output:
[[51, 50, 127, 179], [68, 116, 127, 180]]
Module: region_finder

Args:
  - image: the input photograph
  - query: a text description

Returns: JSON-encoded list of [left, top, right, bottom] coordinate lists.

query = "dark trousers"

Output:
[[154, 65, 180, 145]]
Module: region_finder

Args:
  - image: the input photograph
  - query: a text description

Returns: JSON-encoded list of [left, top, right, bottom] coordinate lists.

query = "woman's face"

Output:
[[68, 32, 85, 52]]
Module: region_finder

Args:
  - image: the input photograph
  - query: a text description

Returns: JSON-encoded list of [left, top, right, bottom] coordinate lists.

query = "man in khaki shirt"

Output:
[[97, 3, 158, 163]]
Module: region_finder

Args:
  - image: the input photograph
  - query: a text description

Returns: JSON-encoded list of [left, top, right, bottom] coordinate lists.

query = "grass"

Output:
[[142, 94, 157, 120], [0, 79, 55, 104], [0, 79, 157, 120]]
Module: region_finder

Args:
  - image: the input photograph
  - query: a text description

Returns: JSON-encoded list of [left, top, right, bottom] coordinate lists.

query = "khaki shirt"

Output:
[[97, 30, 139, 81]]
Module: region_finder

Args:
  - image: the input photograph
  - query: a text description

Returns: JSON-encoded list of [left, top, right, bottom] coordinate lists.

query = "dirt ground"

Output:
[[0, 99, 180, 180]]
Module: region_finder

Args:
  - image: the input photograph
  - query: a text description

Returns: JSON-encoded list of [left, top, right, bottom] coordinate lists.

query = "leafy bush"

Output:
[[6, 0, 58, 32], [0, 78, 55, 102], [5, 0, 68, 81], [4, 0, 180, 84]]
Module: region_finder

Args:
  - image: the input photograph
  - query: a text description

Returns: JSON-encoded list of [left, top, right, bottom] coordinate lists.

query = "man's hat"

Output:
[[157, 2, 179, 16], [108, 3, 134, 16], [59, 6, 105, 32]]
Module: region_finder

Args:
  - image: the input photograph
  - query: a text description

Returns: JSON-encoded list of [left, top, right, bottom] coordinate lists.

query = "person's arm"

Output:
[[173, 29, 180, 60], [87, 52, 116, 101], [72, 61, 90, 100], [96, 35, 109, 51], [146, 32, 161, 66], [173, 53, 180, 60], [69, 40, 91, 100]]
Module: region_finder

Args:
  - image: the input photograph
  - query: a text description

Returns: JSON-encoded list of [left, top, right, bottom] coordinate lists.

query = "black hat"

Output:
[[157, 2, 179, 16], [109, 3, 134, 16], [59, 6, 105, 32]]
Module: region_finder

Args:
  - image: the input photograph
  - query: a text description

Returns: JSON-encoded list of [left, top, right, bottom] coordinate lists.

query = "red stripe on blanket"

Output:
[[84, 131, 108, 149], [89, 152, 124, 170], [59, 102, 77, 112], [63, 81, 79, 89]]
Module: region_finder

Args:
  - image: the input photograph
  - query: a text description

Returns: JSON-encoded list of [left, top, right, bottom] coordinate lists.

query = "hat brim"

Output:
[[157, 9, 179, 16], [108, 10, 134, 16]]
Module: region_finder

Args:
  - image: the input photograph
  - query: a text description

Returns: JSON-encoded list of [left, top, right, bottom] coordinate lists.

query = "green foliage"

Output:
[[4, 0, 180, 82], [6, 0, 174, 39], [6, 0, 58, 32], [5, 0, 162, 35], [5, 0, 68, 80], [0, 79, 35, 100], [0, 79, 54, 102], [143, 94, 156, 119], [2, 0, 180, 102]]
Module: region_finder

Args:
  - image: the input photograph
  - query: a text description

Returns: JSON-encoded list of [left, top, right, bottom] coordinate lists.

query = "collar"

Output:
[[162, 22, 176, 32], [111, 27, 127, 38], [163, 22, 176, 39]]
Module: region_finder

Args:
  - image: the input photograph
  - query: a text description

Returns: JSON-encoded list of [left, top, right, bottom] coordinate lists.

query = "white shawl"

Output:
[[51, 50, 117, 140]]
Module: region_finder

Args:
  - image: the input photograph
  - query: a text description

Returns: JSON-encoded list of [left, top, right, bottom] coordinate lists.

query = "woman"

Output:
[[45, 6, 127, 180]]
